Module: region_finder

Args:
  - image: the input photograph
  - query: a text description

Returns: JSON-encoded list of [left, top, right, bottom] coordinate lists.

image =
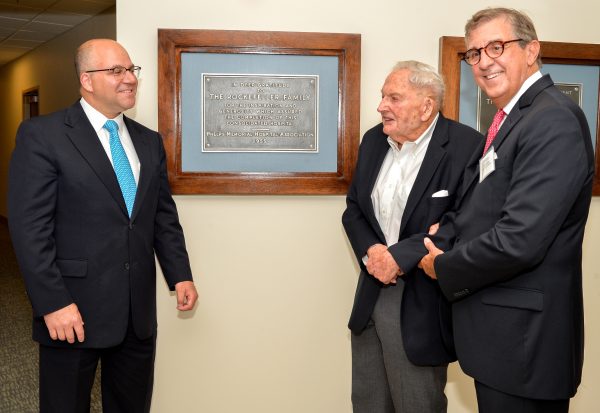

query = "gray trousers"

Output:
[[351, 281, 448, 413]]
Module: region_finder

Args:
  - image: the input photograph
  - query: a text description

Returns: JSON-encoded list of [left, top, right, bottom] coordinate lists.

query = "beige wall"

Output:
[[0, 6, 116, 217], [114, 1, 600, 412], [1, 0, 598, 411]]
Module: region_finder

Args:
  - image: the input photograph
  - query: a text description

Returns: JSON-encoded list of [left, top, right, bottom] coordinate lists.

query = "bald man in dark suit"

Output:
[[8, 39, 198, 413]]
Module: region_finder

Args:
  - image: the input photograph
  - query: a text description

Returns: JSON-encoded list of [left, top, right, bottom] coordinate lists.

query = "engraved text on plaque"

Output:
[[202, 74, 319, 152]]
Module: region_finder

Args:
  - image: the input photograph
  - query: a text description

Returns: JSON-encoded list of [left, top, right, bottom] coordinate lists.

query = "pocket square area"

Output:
[[432, 190, 449, 198]]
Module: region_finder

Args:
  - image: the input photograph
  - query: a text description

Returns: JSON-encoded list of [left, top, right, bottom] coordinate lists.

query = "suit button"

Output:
[[129, 223, 133, 230], [125, 263, 130, 270]]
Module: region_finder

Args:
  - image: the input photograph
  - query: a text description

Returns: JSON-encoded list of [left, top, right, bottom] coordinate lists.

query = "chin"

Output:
[[120, 100, 136, 110]]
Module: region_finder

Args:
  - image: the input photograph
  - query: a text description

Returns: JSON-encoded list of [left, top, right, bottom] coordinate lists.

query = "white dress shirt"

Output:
[[371, 114, 439, 246], [80, 97, 141, 184]]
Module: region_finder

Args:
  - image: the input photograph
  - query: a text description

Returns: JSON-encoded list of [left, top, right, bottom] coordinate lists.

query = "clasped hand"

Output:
[[366, 244, 402, 284], [418, 237, 444, 279]]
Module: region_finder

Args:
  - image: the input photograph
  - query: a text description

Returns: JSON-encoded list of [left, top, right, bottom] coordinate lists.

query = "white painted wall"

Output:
[[116, 1, 599, 411], [2, 1, 598, 411]]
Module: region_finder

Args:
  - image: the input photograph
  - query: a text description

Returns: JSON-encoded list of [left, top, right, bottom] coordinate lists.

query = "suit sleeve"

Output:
[[8, 120, 74, 317], [342, 136, 382, 266], [388, 211, 458, 274], [436, 105, 591, 299], [152, 132, 194, 290], [387, 121, 481, 274]]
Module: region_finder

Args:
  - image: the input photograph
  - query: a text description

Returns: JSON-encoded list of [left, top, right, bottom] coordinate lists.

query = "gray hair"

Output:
[[391, 60, 445, 108], [465, 7, 542, 66]]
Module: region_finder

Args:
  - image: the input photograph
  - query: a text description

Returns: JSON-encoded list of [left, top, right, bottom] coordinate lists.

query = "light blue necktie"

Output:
[[103, 120, 137, 217]]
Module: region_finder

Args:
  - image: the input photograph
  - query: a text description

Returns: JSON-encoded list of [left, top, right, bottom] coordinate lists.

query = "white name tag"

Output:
[[479, 147, 497, 183]]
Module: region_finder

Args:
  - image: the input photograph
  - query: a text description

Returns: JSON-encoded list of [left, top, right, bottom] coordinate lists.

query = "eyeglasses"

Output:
[[85, 65, 141, 78], [463, 39, 523, 66]]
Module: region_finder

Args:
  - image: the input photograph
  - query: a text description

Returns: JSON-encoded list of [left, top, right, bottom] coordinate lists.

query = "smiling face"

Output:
[[79, 39, 137, 119], [377, 69, 435, 144], [466, 16, 540, 109]]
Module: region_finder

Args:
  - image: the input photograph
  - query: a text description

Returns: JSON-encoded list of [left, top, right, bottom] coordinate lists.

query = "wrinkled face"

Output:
[[80, 40, 137, 118], [466, 17, 539, 109], [377, 70, 432, 144]]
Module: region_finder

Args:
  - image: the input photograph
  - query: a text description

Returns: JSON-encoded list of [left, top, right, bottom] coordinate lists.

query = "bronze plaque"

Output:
[[202, 74, 319, 152]]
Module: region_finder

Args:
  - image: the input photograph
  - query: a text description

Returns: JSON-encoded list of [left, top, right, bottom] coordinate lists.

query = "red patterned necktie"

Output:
[[483, 109, 506, 154]]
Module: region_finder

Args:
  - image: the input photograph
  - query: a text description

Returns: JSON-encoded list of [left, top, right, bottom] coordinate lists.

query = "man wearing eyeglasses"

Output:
[[419, 8, 593, 413], [8, 38, 198, 413]]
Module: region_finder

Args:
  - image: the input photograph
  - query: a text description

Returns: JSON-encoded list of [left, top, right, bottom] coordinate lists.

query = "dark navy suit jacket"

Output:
[[8, 101, 193, 348], [434, 75, 593, 399], [342, 114, 481, 365]]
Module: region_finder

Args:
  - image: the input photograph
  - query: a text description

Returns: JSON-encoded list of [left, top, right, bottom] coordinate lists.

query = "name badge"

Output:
[[479, 147, 497, 183]]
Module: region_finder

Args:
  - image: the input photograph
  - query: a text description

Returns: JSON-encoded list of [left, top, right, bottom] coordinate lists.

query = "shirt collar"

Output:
[[386, 112, 439, 154], [502, 70, 543, 115], [80, 97, 125, 134]]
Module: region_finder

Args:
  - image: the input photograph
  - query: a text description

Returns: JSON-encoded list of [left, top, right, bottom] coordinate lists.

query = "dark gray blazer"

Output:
[[434, 75, 593, 399], [342, 114, 482, 365], [8, 101, 193, 348]]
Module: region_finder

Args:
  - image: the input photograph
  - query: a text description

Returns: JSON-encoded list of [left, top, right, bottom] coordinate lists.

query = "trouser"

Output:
[[475, 380, 570, 413], [351, 281, 447, 413], [39, 315, 156, 413]]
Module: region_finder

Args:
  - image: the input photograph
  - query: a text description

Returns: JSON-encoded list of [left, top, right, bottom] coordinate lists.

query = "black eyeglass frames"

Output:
[[85, 65, 142, 78]]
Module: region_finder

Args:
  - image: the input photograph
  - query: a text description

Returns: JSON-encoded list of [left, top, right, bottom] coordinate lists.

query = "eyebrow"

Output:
[[467, 38, 504, 49]]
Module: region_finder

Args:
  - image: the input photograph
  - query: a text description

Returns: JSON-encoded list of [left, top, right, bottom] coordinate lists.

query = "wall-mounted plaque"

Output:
[[202, 74, 318, 152], [158, 29, 361, 195], [439, 36, 600, 195]]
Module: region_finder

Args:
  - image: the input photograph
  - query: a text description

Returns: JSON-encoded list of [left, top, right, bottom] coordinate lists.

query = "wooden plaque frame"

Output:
[[439, 36, 600, 195], [158, 29, 361, 195]]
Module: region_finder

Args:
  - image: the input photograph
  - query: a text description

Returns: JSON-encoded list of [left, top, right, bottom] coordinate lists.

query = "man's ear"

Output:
[[80, 72, 93, 93], [526, 40, 541, 66], [421, 96, 435, 121]]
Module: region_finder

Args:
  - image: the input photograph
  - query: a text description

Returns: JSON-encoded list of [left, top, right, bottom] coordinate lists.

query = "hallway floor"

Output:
[[0, 219, 101, 412]]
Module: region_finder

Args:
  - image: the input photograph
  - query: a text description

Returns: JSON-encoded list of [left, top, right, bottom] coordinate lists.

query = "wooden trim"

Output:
[[439, 36, 600, 195], [158, 29, 361, 195]]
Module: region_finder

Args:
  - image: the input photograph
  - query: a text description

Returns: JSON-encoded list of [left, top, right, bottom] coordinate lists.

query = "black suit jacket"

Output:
[[434, 75, 593, 399], [342, 114, 482, 365], [8, 101, 193, 348]]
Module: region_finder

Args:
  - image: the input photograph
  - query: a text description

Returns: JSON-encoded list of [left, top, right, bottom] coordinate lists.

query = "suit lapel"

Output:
[[363, 128, 391, 242], [64, 102, 129, 216], [399, 115, 448, 235], [458, 140, 485, 201], [488, 75, 553, 154], [125, 117, 151, 222], [457, 74, 555, 203]]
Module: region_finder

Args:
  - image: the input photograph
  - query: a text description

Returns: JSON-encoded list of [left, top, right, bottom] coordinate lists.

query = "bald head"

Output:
[[75, 39, 127, 76], [76, 39, 138, 119]]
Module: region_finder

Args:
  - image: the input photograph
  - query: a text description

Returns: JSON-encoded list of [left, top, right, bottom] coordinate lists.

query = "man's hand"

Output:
[[419, 237, 444, 280], [428, 222, 440, 235], [43, 303, 85, 344], [175, 281, 198, 311], [366, 244, 402, 284]]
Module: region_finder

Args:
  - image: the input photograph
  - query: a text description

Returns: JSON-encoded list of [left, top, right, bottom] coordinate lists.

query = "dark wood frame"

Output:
[[158, 29, 361, 195], [439, 36, 600, 195], [22, 86, 40, 119]]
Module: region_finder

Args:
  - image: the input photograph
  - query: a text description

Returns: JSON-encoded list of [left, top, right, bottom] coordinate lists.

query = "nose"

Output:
[[123, 69, 138, 83], [478, 50, 495, 69], [377, 98, 387, 113]]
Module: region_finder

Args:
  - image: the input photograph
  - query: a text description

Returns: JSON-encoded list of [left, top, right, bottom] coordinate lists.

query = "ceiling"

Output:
[[0, 0, 116, 67]]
